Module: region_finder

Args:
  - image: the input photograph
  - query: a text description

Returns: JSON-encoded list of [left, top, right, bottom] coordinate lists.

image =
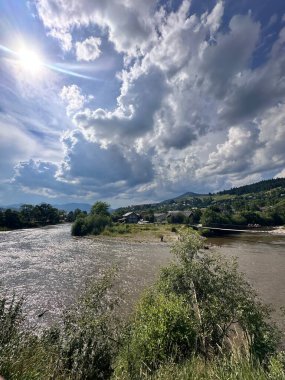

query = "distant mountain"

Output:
[[160, 191, 203, 204], [173, 191, 204, 199], [53, 203, 92, 212]]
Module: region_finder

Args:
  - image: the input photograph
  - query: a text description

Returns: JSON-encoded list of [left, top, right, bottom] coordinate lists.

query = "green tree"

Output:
[[0, 210, 4, 227], [4, 209, 22, 229], [19, 204, 35, 226], [91, 202, 110, 216]]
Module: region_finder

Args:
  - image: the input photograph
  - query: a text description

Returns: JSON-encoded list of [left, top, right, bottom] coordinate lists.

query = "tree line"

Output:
[[0, 204, 86, 230]]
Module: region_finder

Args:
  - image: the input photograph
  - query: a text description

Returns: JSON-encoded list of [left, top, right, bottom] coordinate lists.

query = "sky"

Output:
[[0, 0, 285, 207]]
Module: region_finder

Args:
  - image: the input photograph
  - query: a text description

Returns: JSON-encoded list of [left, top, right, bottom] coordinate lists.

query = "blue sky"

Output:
[[0, 0, 284, 207]]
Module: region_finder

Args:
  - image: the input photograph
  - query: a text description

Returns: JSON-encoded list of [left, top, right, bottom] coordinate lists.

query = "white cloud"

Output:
[[59, 85, 95, 121], [35, 0, 157, 56], [75, 37, 102, 61], [48, 29, 72, 51], [203, 0, 224, 34], [275, 169, 285, 178], [10, 0, 285, 202], [60, 85, 88, 116]]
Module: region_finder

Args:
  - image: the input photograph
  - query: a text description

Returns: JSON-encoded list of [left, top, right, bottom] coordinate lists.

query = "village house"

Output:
[[154, 213, 168, 223], [167, 210, 193, 219], [119, 212, 140, 224]]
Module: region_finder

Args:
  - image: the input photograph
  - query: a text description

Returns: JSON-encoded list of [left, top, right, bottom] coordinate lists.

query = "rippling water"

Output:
[[1, 225, 285, 334], [0, 224, 172, 325]]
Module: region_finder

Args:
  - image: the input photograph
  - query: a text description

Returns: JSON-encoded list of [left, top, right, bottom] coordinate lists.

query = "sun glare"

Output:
[[17, 46, 44, 75]]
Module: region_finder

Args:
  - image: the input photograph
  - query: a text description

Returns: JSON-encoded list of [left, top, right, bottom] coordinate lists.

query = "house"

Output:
[[120, 212, 140, 224], [154, 213, 168, 223], [167, 211, 193, 218]]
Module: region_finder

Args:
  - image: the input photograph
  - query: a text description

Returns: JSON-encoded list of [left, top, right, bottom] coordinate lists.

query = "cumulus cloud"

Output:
[[196, 126, 260, 177], [74, 66, 168, 143], [10, 0, 285, 202], [35, 0, 157, 55], [12, 131, 154, 199], [60, 131, 154, 189], [60, 85, 93, 116], [75, 37, 102, 61]]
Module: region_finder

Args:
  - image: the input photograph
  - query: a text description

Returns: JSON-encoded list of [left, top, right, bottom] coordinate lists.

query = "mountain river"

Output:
[[0, 224, 285, 334]]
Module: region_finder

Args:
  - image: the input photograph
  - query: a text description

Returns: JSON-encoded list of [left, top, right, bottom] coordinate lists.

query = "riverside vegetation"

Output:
[[1, 230, 285, 379], [0, 203, 86, 231], [71, 179, 285, 240]]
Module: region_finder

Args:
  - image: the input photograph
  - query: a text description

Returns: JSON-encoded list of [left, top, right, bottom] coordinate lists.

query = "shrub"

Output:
[[115, 290, 198, 378], [52, 271, 119, 379], [71, 214, 112, 236], [115, 230, 280, 378]]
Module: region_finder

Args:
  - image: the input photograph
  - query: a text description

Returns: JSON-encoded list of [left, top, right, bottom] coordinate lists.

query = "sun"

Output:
[[17, 46, 44, 75]]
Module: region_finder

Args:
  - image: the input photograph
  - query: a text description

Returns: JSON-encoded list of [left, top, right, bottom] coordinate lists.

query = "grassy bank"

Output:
[[1, 231, 284, 379], [101, 223, 179, 242]]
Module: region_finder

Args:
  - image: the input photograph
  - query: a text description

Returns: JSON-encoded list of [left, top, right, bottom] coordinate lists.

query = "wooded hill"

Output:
[[114, 178, 285, 226]]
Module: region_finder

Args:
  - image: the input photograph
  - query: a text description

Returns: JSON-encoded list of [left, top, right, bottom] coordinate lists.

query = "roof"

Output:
[[123, 212, 139, 217], [167, 210, 192, 217]]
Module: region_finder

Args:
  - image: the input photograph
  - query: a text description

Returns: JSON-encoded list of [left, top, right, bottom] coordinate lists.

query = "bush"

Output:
[[115, 230, 280, 378], [71, 214, 112, 236], [115, 290, 198, 378]]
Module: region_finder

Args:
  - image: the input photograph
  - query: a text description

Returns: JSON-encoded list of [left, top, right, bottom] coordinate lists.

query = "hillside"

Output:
[[218, 178, 285, 196], [114, 178, 285, 226]]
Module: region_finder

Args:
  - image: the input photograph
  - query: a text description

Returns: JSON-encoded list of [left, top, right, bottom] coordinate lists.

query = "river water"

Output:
[[0, 224, 172, 326], [0, 224, 285, 333]]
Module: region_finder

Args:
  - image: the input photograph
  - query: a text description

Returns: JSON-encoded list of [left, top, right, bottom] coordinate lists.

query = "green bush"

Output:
[[115, 230, 280, 378], [115, 290, 198, 378], [71, 214, 112, 236]]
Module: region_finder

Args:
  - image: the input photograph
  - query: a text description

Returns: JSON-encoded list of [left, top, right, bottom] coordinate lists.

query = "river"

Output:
[[0, 224, 172, 326], [0, 224, 285, 333]]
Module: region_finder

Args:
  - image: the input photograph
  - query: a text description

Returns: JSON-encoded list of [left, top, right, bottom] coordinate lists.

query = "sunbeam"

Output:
[[0, 43, 99, 80]]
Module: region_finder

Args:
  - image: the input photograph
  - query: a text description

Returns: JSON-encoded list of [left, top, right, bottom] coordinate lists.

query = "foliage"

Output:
[[71, 202, 112, 236], [91, 201, 110, 216], [0, 203, 63, 230], [218, 178, 285, 196], [115, 230, 280, 378], [71, 214, 112, 236], [115, 291, 198, 378], [145, 355, 285, 380], [103, 224, 131, 236], [0, 272, 120, 380]]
